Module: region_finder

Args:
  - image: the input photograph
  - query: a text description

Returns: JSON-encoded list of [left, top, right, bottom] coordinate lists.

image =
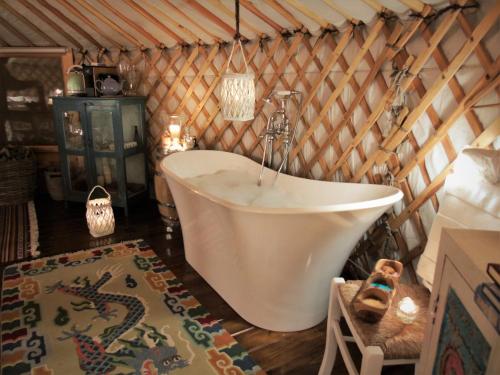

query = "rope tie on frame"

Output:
[[410, 1, 479, 24]]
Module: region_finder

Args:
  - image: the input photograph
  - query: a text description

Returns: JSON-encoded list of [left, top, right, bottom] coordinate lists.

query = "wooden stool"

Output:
[[319, 278, 430, 375]]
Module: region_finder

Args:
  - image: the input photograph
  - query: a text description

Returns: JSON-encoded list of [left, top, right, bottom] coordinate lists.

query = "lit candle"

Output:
[[397, 297, 418, 324], [169, 124, 181, 143]]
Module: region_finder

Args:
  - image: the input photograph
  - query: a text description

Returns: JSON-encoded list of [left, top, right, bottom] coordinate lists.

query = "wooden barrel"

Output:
[[154, 150, 179, 226]]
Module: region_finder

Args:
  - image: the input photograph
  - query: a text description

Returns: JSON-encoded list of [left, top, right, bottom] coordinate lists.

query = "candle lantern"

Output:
[[397, 297, 418, 324], [161, 114, 195, 154], [86, 185, 115, 238]]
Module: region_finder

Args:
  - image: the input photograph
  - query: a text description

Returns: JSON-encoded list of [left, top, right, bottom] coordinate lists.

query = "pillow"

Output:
[[444, 147, 500, 218]]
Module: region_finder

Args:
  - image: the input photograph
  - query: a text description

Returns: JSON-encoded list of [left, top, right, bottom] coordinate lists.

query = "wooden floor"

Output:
[[5, 196, 415, 374]]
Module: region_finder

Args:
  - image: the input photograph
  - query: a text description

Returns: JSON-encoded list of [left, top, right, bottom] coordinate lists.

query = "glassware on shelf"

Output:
[[118, 62, 142, 96]]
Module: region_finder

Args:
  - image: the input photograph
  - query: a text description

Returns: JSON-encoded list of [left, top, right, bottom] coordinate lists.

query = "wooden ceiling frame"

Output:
[[0, 14, 35, 46], [0, 0, 59, 46], [140, 1, 204, 45], [240, 0, 285, 33], [207, 0, 262, 37], [35, 0, 103, 50], [284, 0, 331, 29], [361, 0, 384, 13], [322, 0, 361, 24], [97, 0, 160, 47], [161, 0, 220, 43], [75, 0, 140, 48], [17, 0, 83, 49], [123, 0, 186, 45], [263, 0, 303, 30], [398, 0, 426, 13], [54, 0, 120, 48], [185, 0, 243, 40]]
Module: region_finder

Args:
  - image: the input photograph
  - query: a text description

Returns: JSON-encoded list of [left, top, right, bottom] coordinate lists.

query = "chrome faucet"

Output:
[[258, 90, 302, 186]]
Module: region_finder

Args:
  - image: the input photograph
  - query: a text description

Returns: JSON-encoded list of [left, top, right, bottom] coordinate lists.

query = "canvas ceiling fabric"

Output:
[[0, 0, 451, 49]]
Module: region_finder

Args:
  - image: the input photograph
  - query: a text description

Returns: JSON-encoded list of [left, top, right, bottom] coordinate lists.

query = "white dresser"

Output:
[[420, 228, 500, 374]]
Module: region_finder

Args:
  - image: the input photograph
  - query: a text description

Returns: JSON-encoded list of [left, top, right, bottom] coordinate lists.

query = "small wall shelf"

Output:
[[52, 96, 147, 216]]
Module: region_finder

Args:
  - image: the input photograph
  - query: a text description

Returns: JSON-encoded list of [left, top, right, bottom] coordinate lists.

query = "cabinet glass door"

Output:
[[62, 111, 84, 151], [125, 153, 146, 196], [94, 157, 118, 195], [59, 106, 90, 196], [89, 108, 116, 152], [121, 103, 142, 149], [67, 154, 88, 192]]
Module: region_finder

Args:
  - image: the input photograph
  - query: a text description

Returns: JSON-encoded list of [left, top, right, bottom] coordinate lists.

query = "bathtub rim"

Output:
[[161, 150, 403, 215]]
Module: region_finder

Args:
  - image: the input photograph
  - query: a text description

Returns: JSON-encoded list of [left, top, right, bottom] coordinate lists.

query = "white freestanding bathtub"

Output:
[[161, 150, 403, 331]]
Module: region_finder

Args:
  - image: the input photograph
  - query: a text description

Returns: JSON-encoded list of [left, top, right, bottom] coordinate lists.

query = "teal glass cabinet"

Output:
[[52, 97, 147, 216]]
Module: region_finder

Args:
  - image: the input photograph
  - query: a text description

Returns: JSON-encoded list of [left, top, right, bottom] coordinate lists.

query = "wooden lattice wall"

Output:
[[73, 5, 499, 263]]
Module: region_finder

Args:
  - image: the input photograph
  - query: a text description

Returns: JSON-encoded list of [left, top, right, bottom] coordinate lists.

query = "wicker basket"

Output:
[[0, 156, 36, 206]]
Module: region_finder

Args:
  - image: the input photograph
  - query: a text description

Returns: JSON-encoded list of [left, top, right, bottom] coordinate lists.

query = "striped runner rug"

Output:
[[0, 200, 39, 265]]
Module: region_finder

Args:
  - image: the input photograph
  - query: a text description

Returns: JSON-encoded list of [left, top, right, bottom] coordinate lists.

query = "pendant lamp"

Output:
[[220, 0, 255, 121]]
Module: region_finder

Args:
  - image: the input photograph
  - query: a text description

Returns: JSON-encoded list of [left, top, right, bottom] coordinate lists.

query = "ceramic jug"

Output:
[[95, 75, 123, 96]]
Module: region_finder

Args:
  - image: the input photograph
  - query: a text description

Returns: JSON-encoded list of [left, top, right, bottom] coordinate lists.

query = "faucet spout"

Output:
[[257, 90, 302, 186]]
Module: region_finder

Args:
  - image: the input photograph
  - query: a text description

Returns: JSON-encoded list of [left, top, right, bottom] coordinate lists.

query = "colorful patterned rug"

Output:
[[0, 201, 39, 266], [1, 240, 263, 375]]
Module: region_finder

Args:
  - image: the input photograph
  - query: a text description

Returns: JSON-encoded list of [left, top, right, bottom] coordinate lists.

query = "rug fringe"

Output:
[[27, 201, 40, 258]]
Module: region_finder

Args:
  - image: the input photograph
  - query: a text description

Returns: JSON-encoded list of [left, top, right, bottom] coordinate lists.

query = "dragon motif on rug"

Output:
[[45, 265, 189, 374]]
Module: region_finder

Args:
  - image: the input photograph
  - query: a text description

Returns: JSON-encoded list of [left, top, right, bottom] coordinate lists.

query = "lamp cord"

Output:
[[235, 0, 240, 40]]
